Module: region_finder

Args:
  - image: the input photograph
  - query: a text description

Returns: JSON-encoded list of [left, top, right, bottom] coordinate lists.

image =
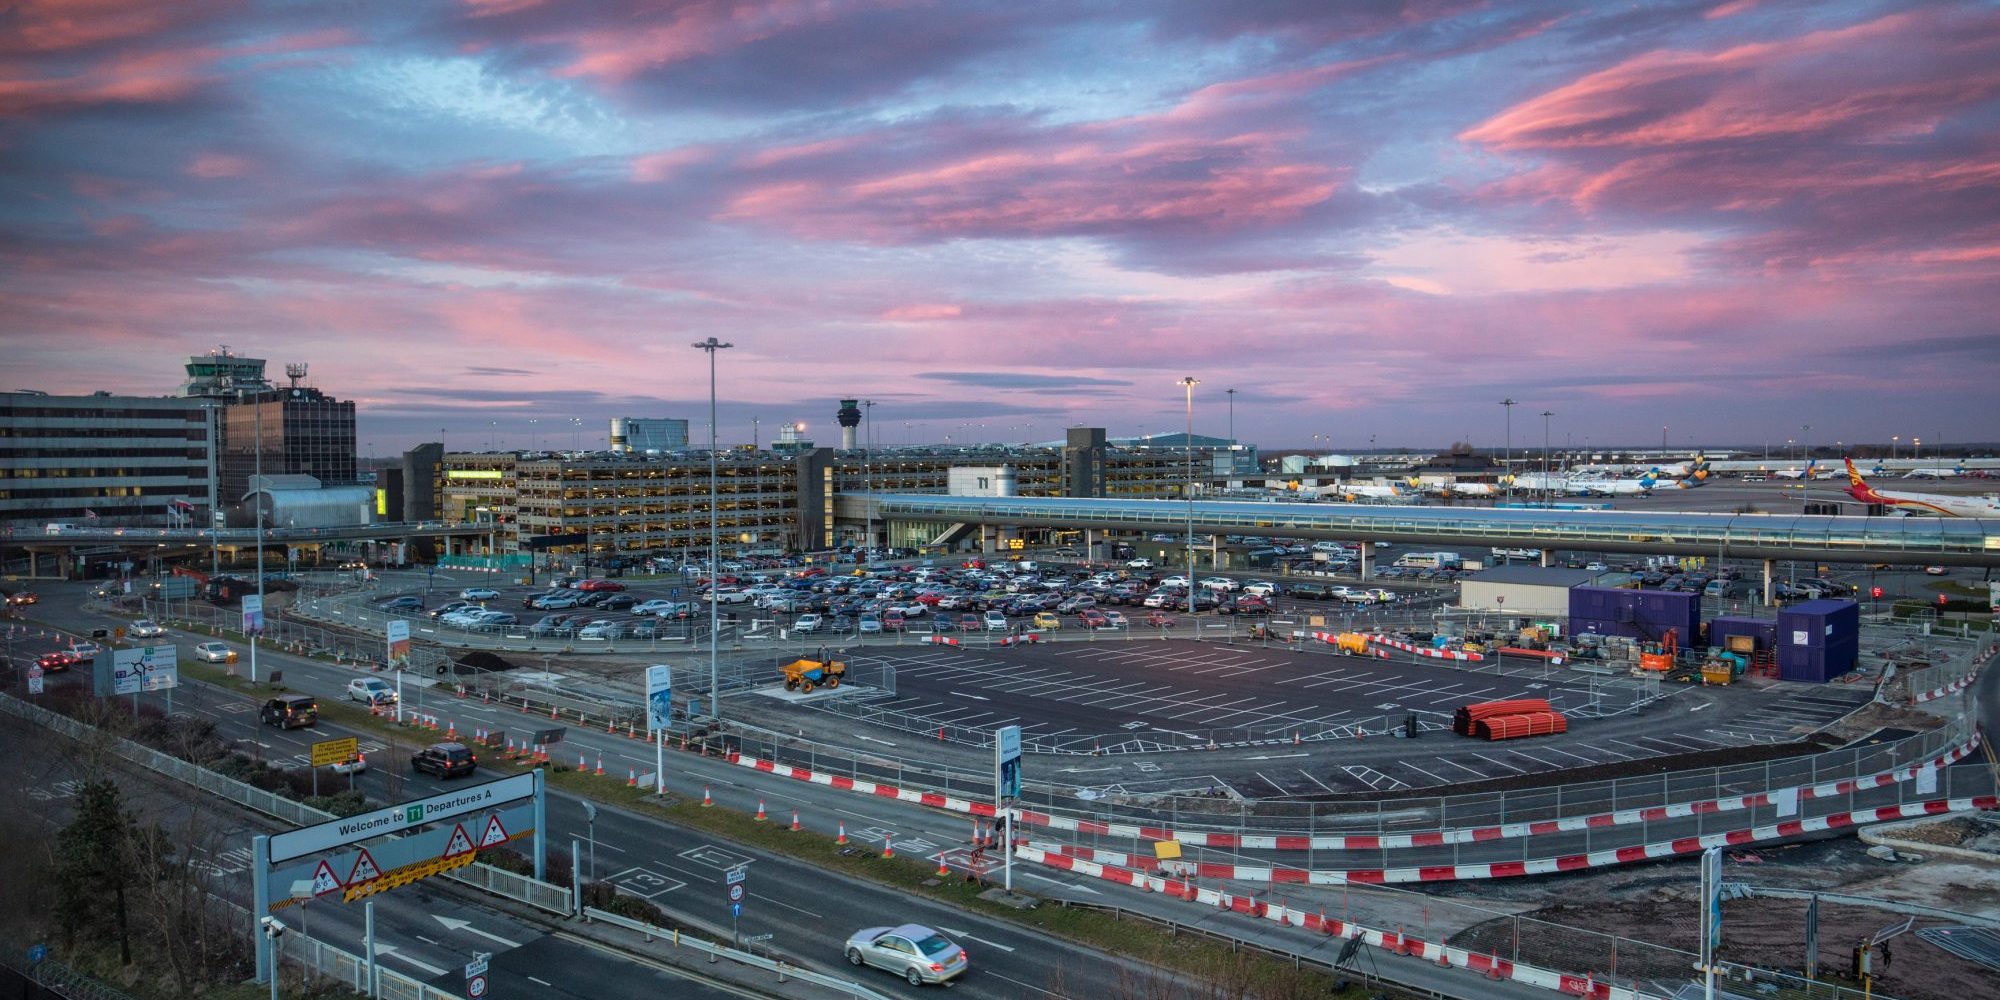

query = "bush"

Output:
[[582, 882, 668, 926]]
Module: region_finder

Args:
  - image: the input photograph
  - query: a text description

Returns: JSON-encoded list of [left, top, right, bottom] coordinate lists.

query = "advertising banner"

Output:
[[386, 618, 411, 667], [645, 664, 674, 734], [241, 594, 264, 634]]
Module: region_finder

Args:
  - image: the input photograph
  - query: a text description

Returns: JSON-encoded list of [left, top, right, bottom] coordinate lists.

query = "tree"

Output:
[[53, 777, 134, 962]]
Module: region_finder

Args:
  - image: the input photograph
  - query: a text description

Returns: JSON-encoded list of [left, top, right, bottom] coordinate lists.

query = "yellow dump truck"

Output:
[[780, 657, 846, 693]]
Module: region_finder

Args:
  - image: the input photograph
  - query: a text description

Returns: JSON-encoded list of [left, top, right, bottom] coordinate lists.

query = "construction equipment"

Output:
[[1638, 627, 1679, 671], [780, 655, 846, 693]]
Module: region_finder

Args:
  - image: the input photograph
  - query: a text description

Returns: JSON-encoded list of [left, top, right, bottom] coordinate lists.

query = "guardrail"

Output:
[[583, 907, 896, 999], [0, 692, 574, 917]]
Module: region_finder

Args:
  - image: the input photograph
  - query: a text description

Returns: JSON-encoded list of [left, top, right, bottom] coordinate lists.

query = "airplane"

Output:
[[1446, 475, 1516, 497], [1283, 480, 1408, 501], [1668, 456, 1712, 490], [1772, 458, 1836, 480], [1846, 459, 2000, 517], [1904, 460, 1967, 479], [1578, 473, 1660, 497]]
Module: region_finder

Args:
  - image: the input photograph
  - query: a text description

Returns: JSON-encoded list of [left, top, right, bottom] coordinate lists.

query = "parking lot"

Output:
[[759, 637, 1877, 795], [824, 639, 1647, 752]]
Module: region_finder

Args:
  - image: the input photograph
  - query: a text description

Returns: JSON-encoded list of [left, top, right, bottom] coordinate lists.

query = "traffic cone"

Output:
[[627, 769, 637, 787], [882, 834, 894, 859], [937, 726, 944, 741], [595, 756, 604, 777], [936, 854, 950, 877], [701, 785, 712, 807], [790, 810, 800, 832], [1437, 949, 1450, 968], [836, 822, 848, 845], [578, 752, 587, 772], [549, 704, 557, 720], [446, 720, 457, 740], [754, 800, 767, 822], [606, 717, 615, 734]]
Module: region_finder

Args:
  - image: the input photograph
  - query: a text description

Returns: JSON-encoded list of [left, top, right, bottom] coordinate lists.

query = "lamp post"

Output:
[[691, 337, 733, 722], [863, 400, 876, 554], [1539, 410, 1554, 506], [1891, 435, 1899, 460], [1178, 377, 1199, 616], [251, 398, 265, 683], [1500, 398, 1516, 472]]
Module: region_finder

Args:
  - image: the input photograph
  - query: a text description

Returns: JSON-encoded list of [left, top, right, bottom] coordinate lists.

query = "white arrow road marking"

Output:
[[1241, 753, 1308, 761], [938, 928, 1016, 952], [373, 945, 448, 977], [1688, 703, 1711, 712], [853, 733, 899, 746], [432, 915, 522, 949], [1017, 870, 1100, 895]]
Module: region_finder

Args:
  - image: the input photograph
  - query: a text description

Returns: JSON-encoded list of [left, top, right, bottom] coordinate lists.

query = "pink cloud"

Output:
[[880, 303, 962, 321], [187, 152, 254, 178], [0, 46, 219, 117], [1463, 10, 2000, 151], [0, 0, 240, 56], [544, 0, 887, 83]]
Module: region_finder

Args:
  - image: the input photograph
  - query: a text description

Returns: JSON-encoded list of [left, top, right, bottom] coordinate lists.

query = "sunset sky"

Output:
[[3, 0, 1996, 454]]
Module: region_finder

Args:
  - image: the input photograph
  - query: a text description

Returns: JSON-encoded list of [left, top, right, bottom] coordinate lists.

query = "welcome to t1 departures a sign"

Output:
[[270, 771, 537, 863]]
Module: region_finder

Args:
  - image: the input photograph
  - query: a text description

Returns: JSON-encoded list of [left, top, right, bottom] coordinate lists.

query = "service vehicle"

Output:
[[780, 655, 845, 693]]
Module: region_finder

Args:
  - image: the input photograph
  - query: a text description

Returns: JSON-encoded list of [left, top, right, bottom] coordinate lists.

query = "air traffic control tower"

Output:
[[837, 398, 862, 450]]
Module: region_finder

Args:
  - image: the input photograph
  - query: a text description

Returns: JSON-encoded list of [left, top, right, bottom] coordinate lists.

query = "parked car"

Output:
[[346, 678, 397, 704], [858, 613, 882, 634], [1126, 557, 1153, 569], [575, 579, 625, 592], [1031, 611, 1061, 631], [983, 610, 1008, 631], [192, 641, 233, 662], [1146, 611, 1176, 628], [379, 595, 424, 612], [844, 924, 968, 987], [411, 742, 477, 779], [260, 694, 318, 729], [577, 620, 623, 640], [458, 587, 499, 601], [429, 601, 472, 619], [129, 619, 167, 638], [793, 613, 825, 634]]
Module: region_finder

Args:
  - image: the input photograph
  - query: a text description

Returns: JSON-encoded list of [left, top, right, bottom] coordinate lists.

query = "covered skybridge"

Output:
[[862, 494, 1999, 603]]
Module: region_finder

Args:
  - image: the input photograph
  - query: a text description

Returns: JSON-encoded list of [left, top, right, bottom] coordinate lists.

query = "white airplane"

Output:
[[1446, 476, 1515, 497], [1772, 458, 1837, 480], [1847, 459, 2000, 517], [1578, 473, 1660, 496], [1283, 480, 1409, 501], [1904, 460, 1967, 479]]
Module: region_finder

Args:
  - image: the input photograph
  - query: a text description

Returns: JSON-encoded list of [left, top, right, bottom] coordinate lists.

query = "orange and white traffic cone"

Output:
[[936, 853, 950, 877], [446, 720, 457, 740], [627, 769, 637, 787], [882, 834, 894, 859], [754, 800, 767, 822], [701, 785, 713, 807], [836, 822, 847, 845], [595, 756, 604, 777], [578, 752, 587, 772], [606, 717, 615, 734], [549, 704, 557, 720], [790, 810, 800, 832]]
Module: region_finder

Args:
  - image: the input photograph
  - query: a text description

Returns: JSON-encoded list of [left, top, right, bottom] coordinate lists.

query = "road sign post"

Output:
[[725, 866, 747, 948], [465, 952, 489, 1000]]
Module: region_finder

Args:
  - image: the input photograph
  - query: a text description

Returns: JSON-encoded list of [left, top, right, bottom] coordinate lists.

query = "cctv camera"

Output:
[[260, 916, 286, 938]]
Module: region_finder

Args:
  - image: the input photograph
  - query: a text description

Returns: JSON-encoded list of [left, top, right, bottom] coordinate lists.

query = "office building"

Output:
[[0, 390, 215, 525], [218, 385, 358, 502]]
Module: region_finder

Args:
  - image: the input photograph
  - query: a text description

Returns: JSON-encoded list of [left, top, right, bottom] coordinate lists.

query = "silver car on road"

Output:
[[844, 923, 967, 986]]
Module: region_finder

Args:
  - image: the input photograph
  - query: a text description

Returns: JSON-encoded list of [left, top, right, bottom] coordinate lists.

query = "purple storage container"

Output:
[[1568, 586, 1701, 644], [1708, 615, 1776, 652], [1775, 599, 1860, 683]]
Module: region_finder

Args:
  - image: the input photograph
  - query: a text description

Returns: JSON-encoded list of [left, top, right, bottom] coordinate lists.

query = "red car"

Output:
[[575, 579, 626, 592], [1078, 610, 1109, 629], [36, 650, 79, 672], [1146, 611, 1177, 628]]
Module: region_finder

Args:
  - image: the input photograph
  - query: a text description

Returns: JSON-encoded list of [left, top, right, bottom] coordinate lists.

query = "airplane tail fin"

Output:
[[1844, 457, 1867, 489]]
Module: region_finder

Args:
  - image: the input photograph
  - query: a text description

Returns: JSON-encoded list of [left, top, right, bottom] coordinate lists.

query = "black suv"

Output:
[[411, 742, 478, 779], [260, 694, 318, 729]]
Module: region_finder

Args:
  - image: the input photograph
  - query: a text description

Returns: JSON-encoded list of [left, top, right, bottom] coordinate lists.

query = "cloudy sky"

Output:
[[3, 0, 1996, 454]]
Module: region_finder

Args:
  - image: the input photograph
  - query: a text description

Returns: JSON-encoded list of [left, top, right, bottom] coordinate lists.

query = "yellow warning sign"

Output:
[[342, 851, 478, 903], [310, 737, 360, 768]]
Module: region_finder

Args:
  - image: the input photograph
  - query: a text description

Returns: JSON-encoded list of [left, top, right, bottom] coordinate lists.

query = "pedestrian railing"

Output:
[[583, 907, 897, 1000]]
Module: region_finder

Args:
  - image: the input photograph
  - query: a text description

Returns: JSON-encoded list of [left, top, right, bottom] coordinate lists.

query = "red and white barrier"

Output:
[[1021, 795, 1998, 886], [925, 635, 961, 647], [1368, 633, 1486, 662], [722, 734, 1978, 854], [1914, 668, 1981, 703]]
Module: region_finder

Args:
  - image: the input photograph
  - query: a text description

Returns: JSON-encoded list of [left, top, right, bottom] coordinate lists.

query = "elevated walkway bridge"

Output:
[[857, 494, 2000, 580]]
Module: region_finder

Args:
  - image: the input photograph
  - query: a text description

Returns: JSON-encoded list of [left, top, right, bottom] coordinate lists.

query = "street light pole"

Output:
[[1540, 410, 1554, 507], [692, 337, 733, 722], [863, 400, 875, 554], [1179, 377, 1200, 616], [1500, 398, 1516, 472]]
